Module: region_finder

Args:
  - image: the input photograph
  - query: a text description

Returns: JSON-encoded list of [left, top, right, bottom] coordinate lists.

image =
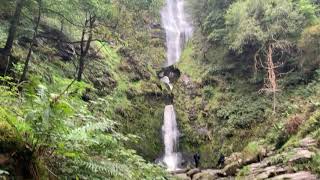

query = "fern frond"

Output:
[[74, 159, 131, 178], [69, 120, 116, 135]]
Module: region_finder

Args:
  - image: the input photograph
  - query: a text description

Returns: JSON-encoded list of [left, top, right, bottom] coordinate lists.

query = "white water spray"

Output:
[[160, 0, 192, 171]]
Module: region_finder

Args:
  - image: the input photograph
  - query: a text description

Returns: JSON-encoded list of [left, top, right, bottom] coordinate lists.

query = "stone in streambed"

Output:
[[192, 169, 225, 180], [186, 168, 201, 177], [223, 161, 241, 176]]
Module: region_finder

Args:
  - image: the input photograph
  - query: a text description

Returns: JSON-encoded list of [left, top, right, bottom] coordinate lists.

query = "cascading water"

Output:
[[160, 0, 192, 171]]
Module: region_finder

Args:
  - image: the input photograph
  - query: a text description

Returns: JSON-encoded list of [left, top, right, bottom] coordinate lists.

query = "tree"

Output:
[[0, 0, 26, 71], [49, 0, 114, 81], [20, 0, 42, 82], [77, 12, 96, 81], [225, 0, 306, 112]]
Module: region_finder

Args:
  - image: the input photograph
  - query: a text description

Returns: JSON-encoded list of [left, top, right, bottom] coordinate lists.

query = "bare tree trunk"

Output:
[[76, 15, 88, 82], [253, 51, 259, 80], [20, 0, 42, 83], [77, 14, 95, 81], [0, 0, 26, 72], [60, 19, 64, 32], [266, 44, 277, 113], [2, 0, 26, 55]]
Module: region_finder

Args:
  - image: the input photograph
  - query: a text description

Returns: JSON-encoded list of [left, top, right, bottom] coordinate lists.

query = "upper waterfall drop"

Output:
[[161, 0, 193, 67]]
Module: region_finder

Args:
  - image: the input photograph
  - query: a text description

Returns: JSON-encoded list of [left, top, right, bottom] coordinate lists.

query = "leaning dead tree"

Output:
[[257, 40, 293, 114]]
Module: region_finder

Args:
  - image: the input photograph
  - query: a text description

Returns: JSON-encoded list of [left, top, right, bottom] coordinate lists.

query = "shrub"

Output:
[[215, 94, 269, 129], [284, 115, 306, 135], [299, 110, 320, 137], [299, 24, 320, 69]]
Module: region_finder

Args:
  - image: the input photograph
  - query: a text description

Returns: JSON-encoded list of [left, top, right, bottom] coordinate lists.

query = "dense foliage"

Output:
[[1, 0, 320, 178], [170, 0, 320, 167], [0, 0, 168, 179]]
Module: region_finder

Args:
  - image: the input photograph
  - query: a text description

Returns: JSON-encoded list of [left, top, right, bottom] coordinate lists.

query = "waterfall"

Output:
[[162, 105, 180, 171], [160, 0, 192, 171], [161, 0, 193, 67]]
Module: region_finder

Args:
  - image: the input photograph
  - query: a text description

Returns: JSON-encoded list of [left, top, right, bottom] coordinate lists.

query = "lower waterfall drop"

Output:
[[162, 105, 181, 171]]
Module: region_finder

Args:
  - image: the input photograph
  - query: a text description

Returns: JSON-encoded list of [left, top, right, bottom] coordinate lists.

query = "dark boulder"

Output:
[[18, 36, 44, 48], [157, 65, 181, 83], [57, 43, 76, 61]]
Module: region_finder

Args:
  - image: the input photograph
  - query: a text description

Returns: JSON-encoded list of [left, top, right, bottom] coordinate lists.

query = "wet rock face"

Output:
[[158, 66, 181, 83]]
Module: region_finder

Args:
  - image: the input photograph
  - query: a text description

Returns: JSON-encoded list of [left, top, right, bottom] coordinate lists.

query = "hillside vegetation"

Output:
[[0, 0, 320, 179]]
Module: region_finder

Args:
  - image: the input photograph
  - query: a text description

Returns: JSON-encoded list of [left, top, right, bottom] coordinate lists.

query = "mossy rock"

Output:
[[0, 120, 22, 152]]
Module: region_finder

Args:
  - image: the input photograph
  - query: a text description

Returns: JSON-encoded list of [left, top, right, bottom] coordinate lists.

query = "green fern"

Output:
[[74, 159, 131, 178]]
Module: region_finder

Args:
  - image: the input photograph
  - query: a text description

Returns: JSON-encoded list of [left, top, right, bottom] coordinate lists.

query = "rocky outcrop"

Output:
[[223, 162, 241, 176], [299, 136, 318, 148], [174, 137, 319, 180], [288, 148, 315, 164], [235, 137, 318, 179]]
